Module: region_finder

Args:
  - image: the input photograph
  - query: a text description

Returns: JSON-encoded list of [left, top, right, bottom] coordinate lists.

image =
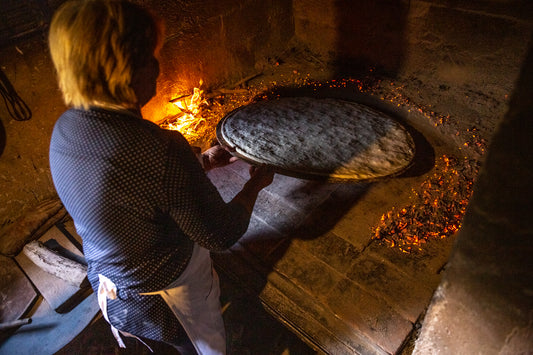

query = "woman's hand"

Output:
[[231, 165, 275, 214], [202, 145, 238, 171], [248, 165, 274, 191]]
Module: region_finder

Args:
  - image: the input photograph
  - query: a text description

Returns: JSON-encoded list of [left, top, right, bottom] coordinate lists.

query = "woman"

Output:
[[48, 1, 273, 354]]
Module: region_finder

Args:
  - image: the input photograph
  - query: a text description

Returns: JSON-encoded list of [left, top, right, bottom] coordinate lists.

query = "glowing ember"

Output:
[[371, 155, 478, 253]]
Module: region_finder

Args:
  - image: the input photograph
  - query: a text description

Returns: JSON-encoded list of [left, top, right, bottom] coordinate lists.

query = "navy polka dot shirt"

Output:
[[49, 108, 250, 343]]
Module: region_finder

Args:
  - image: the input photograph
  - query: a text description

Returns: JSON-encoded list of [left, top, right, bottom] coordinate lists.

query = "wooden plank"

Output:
[[22, 241, 87, 287], [0, 293, 100, 355], [57, 219, 83, 252], [0, 255, 38, 323], [212, 248, 388, 355], [15, 225, 90, 313], [209, 160, 430, 354], [0, 199, 66, 256]]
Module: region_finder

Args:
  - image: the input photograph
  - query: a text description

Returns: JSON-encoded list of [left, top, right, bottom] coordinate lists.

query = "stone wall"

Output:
[[413, 34, 533, 354], [293, 0, 533, 148], [140, 0, 294, 124]]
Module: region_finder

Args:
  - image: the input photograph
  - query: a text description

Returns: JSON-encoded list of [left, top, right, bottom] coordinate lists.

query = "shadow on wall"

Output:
[[333, 0, 408, 77], [293, 0, 409, 76]]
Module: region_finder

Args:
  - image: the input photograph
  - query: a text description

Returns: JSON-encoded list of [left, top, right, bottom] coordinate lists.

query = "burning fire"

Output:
[[160, 80, 259, 146], [372, 155, 477, 253], [163, 80, 208, 140]]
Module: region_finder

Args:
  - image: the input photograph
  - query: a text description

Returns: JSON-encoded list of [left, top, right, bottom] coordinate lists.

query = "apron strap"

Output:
[[97, 274, 153, 352]]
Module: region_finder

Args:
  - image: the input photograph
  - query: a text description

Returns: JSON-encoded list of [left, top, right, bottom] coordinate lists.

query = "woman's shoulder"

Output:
[[55, 107, 193, 154]]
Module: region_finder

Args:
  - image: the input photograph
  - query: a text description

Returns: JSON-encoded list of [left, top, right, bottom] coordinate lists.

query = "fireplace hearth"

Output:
[[0, 1, 531, 354]]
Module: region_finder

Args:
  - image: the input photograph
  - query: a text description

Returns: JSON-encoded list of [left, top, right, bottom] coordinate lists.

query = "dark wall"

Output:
[[293, 0, 533, 149], [413, 33, 533, 354], [140, 0, 294, 124]]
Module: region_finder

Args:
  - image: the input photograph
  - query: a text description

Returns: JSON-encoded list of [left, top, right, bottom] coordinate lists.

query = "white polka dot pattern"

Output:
[[49, 108, 250, 343]]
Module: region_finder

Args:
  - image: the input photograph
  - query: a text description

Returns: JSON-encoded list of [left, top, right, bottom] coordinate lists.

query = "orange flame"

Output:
[[159, 79, 260, 146], [164, 80, 207, 139]]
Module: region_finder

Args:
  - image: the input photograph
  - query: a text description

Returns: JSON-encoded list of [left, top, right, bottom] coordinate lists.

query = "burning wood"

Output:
[[161, 79, 261, 146], [164, 81, 207, 138]]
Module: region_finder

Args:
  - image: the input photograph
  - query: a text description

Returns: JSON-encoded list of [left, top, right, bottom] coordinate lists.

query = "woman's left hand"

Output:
[[202, 144, 238, 171]]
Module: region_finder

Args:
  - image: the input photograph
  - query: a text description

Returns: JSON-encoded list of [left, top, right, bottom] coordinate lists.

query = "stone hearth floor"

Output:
[[206, 152, 457, 354]]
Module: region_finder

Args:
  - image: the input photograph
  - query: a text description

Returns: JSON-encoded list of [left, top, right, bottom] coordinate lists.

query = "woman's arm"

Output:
[[164, 135, 273, 251], [230, 165, 274, 214]]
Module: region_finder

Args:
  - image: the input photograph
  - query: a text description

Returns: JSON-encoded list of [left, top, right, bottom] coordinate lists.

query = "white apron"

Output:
[[97, 244, 226, 355]]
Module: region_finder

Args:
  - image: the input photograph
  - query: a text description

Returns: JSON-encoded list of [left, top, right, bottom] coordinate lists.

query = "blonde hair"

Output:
[[49, 0, 164, 109]]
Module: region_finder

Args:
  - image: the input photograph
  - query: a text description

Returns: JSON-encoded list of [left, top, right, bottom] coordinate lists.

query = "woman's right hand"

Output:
[[231, 165, 274, 214], [248, 165, 274, 191]]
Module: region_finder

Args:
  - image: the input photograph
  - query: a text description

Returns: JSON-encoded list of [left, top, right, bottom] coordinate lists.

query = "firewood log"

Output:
[[22, 240, 87, 288]]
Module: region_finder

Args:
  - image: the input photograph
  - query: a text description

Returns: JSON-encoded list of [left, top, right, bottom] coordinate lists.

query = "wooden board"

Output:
[[59, 219, 83, 250], [15, 225, 90, 313], [217, 97, 415, 182], [0, 255, 38, 323], [0, 293, 100, 355], [1, 220, 99, 354]]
